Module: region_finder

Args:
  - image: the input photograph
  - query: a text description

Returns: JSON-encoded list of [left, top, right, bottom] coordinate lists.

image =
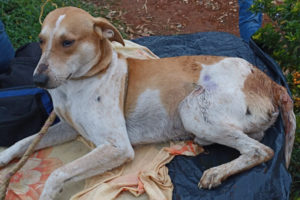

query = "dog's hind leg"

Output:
[[199, 129, 273, 189], [183, 120, 274, 189], [0, 121, 78, 167], [179, 92, 274, 189]]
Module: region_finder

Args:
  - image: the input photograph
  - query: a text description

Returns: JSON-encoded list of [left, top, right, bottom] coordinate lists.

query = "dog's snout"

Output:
[[33, 74, 49, 88], [37, 63, 49, 73]]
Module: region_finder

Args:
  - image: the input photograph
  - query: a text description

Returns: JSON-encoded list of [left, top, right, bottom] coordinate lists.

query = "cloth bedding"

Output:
[[71, 142, 203, 200]]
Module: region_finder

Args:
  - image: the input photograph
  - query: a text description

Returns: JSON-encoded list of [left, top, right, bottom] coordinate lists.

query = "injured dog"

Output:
[[0, 7, 296, 200]]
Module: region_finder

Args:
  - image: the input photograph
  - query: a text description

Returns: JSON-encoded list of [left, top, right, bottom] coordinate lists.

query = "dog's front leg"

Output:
[[0, 121, 78, 167], [40, 132, 134, 200], [40, 143, 134, 200]]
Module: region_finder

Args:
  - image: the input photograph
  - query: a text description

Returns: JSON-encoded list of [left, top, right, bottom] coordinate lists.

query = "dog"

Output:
[[0, 7, 296, 200]]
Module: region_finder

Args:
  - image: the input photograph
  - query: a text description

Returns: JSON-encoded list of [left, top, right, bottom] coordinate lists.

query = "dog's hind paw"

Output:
[[198, 167, 224, 189]]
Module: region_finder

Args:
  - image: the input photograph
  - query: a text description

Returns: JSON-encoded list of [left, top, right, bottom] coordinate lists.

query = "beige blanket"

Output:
[[71, 142, 203, 200]]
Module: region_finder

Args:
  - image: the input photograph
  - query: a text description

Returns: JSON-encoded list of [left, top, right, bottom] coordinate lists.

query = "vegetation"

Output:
[[0, 0, 126, 48], [251, 0, 300, 71], [251, 0, 300, 199]]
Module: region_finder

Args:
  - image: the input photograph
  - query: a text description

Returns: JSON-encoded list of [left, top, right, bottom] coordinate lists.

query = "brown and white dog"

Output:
[[0, 7, 296, 200]]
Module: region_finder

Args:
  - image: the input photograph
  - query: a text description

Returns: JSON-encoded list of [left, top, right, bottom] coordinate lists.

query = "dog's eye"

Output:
[[62, 40, 75, 47], [39, 38, 44, 45]]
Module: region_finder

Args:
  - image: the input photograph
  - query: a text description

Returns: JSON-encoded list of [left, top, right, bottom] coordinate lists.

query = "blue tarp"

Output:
[[133, 32, 291, 200]]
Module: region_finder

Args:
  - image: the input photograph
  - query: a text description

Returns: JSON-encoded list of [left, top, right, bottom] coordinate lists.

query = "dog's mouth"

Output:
[[44, 73, 73, 89]]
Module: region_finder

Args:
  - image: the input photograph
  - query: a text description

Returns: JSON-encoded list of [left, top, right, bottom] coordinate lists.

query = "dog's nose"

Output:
[[33, 74, 49, 88], [37, 63, 49, 73]]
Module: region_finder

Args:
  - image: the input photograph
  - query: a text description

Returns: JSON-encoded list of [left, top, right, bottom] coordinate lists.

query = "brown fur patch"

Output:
[[84, 39, 112, 77], [125, 55, 224, 117], [93, 17, 125, 46], [243, 67, 277, 118]]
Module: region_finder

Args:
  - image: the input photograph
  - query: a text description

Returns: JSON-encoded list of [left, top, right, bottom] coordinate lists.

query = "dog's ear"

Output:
[[93, 17, 125, 46]]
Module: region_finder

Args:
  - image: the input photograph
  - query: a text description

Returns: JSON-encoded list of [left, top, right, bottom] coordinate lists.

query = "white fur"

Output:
[[127, 89, 190, 144], [50, 51, 128, 146], [46, 14, 65, 56], [127, 89, 169, 143], [67, 42, 100, 78], [40, 26, 49, 35]]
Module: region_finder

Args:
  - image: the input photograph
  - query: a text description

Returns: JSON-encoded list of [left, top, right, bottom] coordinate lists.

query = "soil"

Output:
[[91, 0, 240, 39], [89, 0, 270, 39]]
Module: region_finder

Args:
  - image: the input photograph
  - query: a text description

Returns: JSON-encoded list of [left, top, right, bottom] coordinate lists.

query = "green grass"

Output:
[[0, 0, 299, 199], [0, 0, 126, 49]]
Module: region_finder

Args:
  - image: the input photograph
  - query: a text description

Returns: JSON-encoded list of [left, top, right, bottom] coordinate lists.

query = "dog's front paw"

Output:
[[40, 184, 62, 200], [39, 191, 57, 200], [40, 170, 65, 200], [198, 167, 225, 189]]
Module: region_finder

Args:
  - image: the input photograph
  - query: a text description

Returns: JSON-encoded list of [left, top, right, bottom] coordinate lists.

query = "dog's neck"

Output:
[[72, 38, 113, 80], [49, 49, 129, 127]]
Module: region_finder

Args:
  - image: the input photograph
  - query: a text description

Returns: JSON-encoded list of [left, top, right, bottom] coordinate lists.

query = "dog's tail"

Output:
[[274, 84, 296, 168]]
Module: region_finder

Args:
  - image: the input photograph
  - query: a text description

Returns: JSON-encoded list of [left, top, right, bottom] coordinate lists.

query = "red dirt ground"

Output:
[[91, 0, 240, 39], [89, 0, 271, 39]]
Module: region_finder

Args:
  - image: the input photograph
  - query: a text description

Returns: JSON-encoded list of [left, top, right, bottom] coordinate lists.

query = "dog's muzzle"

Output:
[[33, 74, 49, 88]]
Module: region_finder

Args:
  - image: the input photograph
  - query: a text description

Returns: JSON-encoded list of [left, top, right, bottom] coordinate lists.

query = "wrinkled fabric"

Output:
[[71, 142, 203, 200], [133, 32, 292, 200], [0, 140, 90, 200]]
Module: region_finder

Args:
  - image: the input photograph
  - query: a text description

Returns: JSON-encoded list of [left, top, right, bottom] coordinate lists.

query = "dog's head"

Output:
[[33, 7, 124, 89]]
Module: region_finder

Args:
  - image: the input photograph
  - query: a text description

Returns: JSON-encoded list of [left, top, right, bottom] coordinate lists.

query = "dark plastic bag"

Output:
[[0, 43, 52, 147]]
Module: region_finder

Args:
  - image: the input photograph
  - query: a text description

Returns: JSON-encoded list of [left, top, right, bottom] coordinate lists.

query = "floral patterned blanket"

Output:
[[0, 140, 90, 200]]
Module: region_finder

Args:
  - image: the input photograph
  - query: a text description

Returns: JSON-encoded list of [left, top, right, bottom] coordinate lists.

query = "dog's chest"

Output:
[[48, 54, 128, 143], [49, 79, 104, 136]]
